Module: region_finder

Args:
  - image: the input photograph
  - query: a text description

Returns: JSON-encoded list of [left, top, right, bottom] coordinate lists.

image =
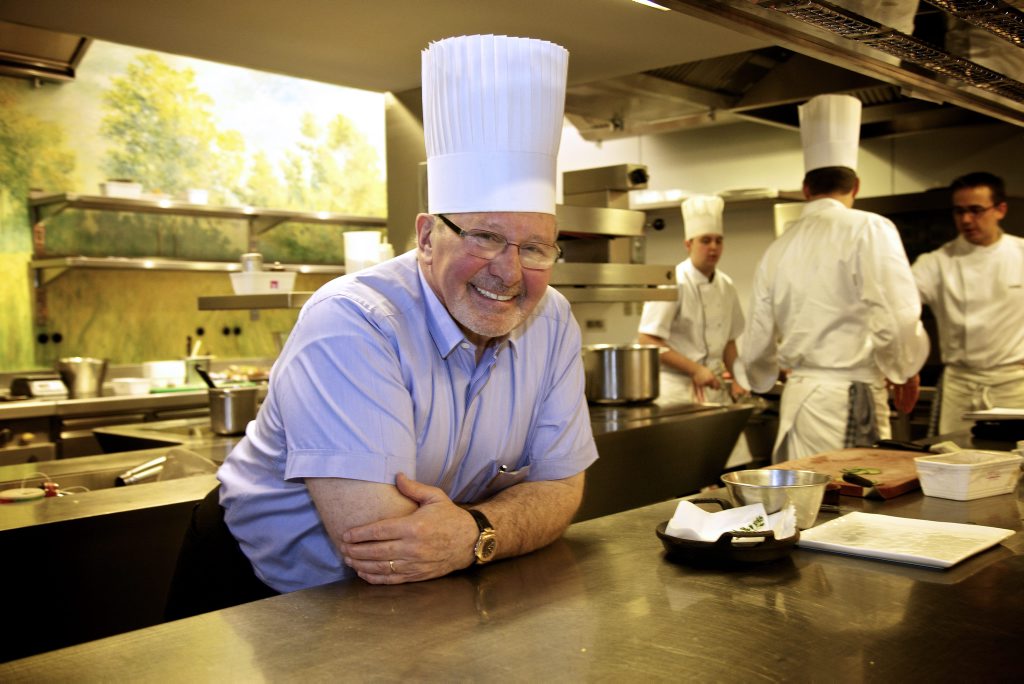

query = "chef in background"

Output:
[[739, 94, 929, 462], [637, 195, 747, 404], [912, 172, 1024, 433]]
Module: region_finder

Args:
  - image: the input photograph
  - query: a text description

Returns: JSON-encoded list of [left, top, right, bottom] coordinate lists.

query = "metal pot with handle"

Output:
[[581, 344, 660, 404]]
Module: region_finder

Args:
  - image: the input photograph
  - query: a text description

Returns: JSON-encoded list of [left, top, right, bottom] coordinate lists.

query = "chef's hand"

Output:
[[888, 374, 921, 415], [729, 381, 749, 402], [340, 473, 477, 585], [691, 366, 720, 403]]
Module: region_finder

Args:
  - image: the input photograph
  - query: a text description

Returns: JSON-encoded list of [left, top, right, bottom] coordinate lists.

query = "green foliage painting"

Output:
[[0, 40, 386, 370], [33, 44, 386, 264]]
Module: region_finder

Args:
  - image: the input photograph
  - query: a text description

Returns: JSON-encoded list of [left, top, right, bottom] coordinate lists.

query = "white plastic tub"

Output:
[[230, 271, 296, 294], [914, 450, 1023, 501], [111, 377, 151, 396]]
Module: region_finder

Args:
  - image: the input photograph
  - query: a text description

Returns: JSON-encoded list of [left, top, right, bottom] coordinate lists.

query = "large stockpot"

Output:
[[582, 344, 660, 404]]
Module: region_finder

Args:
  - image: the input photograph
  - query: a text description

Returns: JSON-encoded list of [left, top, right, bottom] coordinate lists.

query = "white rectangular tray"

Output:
[[797, 512, 1014, 568]]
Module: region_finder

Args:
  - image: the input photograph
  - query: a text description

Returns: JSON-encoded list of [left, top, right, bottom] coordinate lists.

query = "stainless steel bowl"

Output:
[[582, 344, 660, 405], [721, 469, 831, 529]]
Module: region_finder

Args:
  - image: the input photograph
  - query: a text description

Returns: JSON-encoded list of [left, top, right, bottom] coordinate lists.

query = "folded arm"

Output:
[[309, 471, 584, 585]]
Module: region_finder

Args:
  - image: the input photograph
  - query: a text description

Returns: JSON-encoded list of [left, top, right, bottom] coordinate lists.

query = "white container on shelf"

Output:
[[99, 180, 143, 198], [914, 450, 1023, 501], [111, 377, 151, 396], [229, 271, 296, 294], [344, 231, 382, 273]]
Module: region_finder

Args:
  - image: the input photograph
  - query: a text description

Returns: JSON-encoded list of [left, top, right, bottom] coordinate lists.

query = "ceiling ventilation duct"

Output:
[[0, 20, 91, 82], [565, 0, 1024, 141]]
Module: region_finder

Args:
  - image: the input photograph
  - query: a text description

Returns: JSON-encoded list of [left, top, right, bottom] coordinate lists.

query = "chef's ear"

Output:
[[416, 214, 436, 260], [851, 177, 861, 199]]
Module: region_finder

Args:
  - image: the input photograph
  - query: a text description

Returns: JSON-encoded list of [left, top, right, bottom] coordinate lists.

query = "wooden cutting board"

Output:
[[768, 448, 922, 499]]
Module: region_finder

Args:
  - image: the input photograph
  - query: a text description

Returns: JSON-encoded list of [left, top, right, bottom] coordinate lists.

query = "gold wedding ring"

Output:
[[389, 560, 396, 573]]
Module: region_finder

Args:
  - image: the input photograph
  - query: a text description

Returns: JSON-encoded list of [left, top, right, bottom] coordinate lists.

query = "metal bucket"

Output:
[[581, 344, 660, 405], [209, 386, 260, 435], [56, 357, 108, 398]]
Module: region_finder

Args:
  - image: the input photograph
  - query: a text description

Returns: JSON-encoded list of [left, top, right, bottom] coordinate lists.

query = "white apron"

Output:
[[773, 371, 891, 463]]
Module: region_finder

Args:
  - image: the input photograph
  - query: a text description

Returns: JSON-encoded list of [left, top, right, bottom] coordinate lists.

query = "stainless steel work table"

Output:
[[3, 482, 1020, 681]]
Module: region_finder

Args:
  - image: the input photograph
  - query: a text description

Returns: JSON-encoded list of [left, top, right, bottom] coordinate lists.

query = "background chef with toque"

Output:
[[738, 94, 929, 462], [637, 195, 748, 404], [166, 34, 598, 619]]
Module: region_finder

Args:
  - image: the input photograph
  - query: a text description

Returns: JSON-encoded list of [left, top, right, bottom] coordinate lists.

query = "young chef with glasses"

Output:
[[166, 34, 598, 619], [912, 172, 1024, 433]]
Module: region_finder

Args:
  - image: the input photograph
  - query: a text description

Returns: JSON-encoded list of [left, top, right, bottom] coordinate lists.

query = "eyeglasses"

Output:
[[437, 214, 561, 270], [952, 205, 996, 217]]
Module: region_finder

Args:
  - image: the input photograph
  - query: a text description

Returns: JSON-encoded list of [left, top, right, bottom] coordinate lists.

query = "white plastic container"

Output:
[[229, 271, 296, 294], [111, 377, 151, 396], [914, 450, 1023, 501], [99, 180, 143, 198], [142, 360, 187, 389]]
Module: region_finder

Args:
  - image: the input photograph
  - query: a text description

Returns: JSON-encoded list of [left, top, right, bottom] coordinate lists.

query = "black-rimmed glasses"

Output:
[[437, 214, 561, 270], [952, 205, 996, 217]]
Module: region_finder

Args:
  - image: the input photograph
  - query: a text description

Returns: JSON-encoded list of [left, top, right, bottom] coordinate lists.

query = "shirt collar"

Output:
[[682, 258, 712, 285], [801, 197, 846, 216], [416, 264, 516, 360]]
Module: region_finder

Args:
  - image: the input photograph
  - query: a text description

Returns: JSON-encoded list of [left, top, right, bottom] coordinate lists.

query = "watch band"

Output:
[[468, 508, 493, 534]]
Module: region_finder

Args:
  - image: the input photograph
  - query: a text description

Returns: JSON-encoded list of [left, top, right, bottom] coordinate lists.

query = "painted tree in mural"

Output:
[[101, 53, 246, 197], [98, 52, 385, 263]]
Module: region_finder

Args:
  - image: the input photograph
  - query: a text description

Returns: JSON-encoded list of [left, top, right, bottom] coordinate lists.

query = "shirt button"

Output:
[[460, 343, 470, 350]]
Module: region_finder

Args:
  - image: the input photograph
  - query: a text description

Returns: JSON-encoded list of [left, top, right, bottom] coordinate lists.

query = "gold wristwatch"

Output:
[[468, 509, 497, 564]]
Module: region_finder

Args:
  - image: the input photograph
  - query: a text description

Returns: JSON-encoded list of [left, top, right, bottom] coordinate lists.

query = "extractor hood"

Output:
[[565, 0, 1024, 141], [0, 20, 90, 82]]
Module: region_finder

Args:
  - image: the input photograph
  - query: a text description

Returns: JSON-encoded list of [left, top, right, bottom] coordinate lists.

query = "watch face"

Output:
[[476, 532, 497, 562]]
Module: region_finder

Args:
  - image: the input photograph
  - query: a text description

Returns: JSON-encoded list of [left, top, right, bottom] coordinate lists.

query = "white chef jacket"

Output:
[[740, 198, 929, 459], [912, 233, 1024, 433], [638, 258, 744, 401], [912, 233, 1024, 370]]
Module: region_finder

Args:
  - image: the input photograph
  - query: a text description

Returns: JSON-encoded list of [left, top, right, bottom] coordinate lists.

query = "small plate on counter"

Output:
[[797, 512, 1014, 568]]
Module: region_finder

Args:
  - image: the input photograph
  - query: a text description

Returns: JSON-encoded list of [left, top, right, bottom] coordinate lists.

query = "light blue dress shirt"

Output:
[[218, 250, 598, 592]]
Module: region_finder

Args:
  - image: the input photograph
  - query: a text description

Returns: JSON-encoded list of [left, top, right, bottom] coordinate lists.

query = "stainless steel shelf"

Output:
[[30, 256, 344, 287], [197, 292, 315, 310], [555, 204, 646, 237], [554, 285, 677, 303], [28, 193, 387, 234]]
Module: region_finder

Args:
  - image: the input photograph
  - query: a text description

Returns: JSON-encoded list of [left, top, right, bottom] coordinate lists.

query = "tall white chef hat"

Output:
[[422, 35, 569, 215], [799, 94, 862, 173], [682, 195, 725, 240]]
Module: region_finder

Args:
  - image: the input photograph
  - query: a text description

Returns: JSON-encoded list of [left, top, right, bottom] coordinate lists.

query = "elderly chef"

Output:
[[912, 172, 1024, 433], [166, 34, 598, 619], [637, 195, 747, 403], [739, 94, 929, 462]]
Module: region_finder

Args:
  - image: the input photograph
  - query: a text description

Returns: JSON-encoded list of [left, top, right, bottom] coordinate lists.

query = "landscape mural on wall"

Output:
[[0, 40, 386, 371]]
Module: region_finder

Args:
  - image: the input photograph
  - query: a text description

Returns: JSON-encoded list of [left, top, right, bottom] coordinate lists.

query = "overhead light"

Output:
[[631, 0, 670, 10]]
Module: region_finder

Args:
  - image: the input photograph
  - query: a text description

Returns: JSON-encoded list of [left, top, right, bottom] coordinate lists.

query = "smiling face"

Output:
[[686, 233, 724, 277], [952, 185, 1006, 247], [416, 211, 556, 348]]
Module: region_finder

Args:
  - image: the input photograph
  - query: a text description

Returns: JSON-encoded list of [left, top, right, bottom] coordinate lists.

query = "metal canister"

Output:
[[209, 386, 260, 435], [240, 252, 264, 272]]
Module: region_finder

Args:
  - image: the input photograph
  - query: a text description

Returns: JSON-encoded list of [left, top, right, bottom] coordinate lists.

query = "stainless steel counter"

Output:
[[0, 389, 208, 420], [3, 483, 1020, 680]]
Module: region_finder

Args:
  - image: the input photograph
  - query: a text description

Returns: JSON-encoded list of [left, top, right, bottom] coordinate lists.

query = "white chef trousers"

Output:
[[938, 364, 1024, 434]]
